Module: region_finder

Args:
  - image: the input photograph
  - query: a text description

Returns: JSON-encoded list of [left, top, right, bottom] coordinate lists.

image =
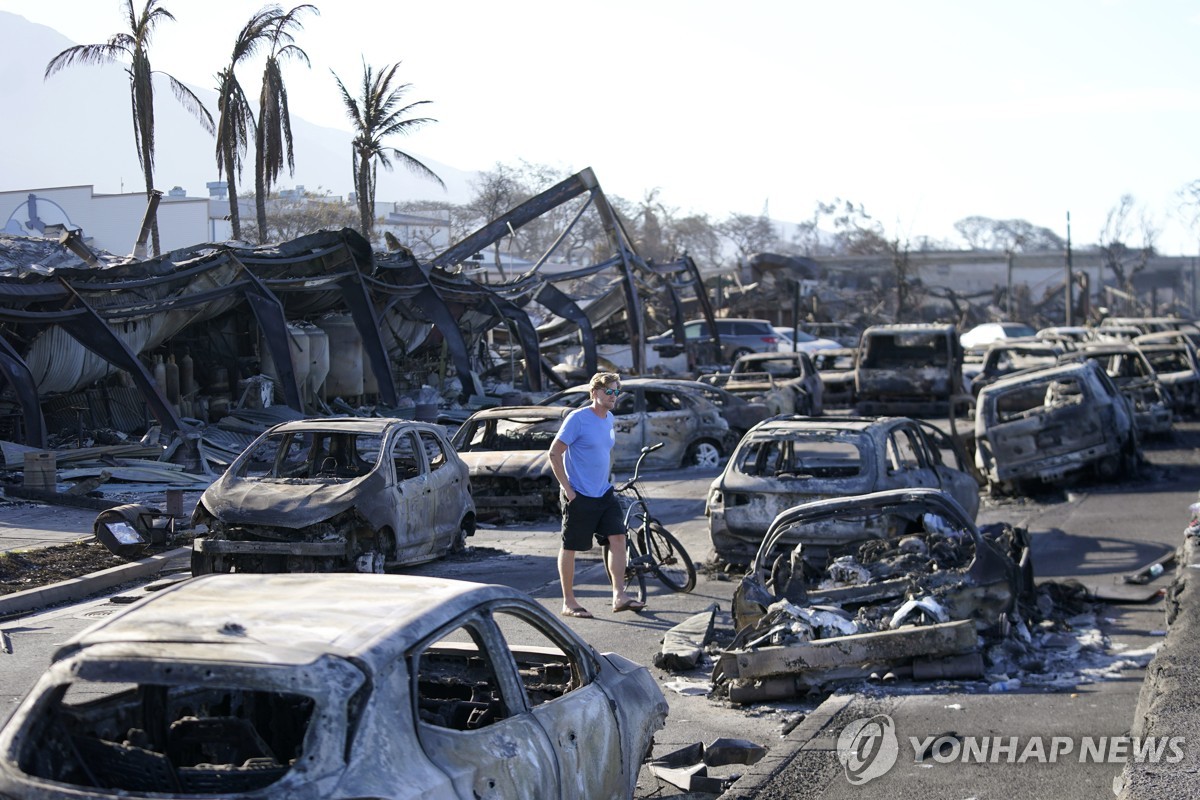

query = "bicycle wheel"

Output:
[[643, 521, 696, 593], [604, 541, 646, 605]]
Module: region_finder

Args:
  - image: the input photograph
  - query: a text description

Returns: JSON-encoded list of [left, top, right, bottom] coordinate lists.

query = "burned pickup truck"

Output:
[[974, 360, 1139, 492], [716, 488, 1032, 703], [854, 323, 966, 416], [192, 418, 476, 574]]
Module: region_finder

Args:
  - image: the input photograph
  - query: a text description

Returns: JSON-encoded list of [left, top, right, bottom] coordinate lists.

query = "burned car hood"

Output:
[[201, 475, 377, 527], [459, 450, 552, 479]]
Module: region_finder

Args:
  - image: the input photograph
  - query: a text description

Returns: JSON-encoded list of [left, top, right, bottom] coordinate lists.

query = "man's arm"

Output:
[[548, 438, 576, 503]]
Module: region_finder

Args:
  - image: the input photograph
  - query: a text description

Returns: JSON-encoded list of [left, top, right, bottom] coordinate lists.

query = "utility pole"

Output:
[[1005, 249, 1014, 318], [1065, 211, 1074, 326]]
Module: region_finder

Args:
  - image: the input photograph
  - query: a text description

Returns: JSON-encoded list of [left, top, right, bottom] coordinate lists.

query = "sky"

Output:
[[5, 0, 1200, 252]]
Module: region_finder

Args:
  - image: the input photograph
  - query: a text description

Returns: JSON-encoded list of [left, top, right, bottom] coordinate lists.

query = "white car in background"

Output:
[[959, 321, 1037, 349], [773, 326, 842, 354]]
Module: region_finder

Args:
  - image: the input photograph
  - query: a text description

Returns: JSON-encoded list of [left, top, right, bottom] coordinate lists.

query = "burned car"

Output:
[[855, 323, 966, 416], [706, 416, 981, 564], [974, 360, 1139, 491], [716, 351, 824, 416], [540, 378, 732, 469], [451, 405, 571, 517], [1058, 342, 1173, 437], [653, 378, 772, 439], [192, 418, 475, 574], [1134, 337, 1200, 417], [716, 488, 1032, 703], [811, 347, 858, 409], [0, 573, 668, 799], [968, 338, 1065, 397]]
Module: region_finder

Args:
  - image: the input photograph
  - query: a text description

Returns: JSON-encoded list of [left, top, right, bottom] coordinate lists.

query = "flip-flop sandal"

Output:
[[612, 598, 646, 613], [561, 606, 594, 619]]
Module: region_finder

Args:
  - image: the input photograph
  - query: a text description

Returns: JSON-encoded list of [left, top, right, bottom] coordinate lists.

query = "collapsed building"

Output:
[[0, 169, 718, 466]]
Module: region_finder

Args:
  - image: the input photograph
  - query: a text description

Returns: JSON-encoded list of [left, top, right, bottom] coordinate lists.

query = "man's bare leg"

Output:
[[559, 547, 582, 612]]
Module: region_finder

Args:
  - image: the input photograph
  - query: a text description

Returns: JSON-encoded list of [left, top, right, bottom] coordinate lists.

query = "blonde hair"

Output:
[[589, 372, 621, 392]]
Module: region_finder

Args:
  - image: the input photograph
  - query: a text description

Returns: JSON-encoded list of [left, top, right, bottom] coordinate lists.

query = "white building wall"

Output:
[[0, 185, 209, 255]]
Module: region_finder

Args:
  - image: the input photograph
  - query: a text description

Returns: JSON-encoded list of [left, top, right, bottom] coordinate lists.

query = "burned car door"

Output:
[[410, 607, 625, 799], [489, 608, 625, 799], [610, 390, 645, 468], [391, 429, 438, 562], [642, 388, 696, 468], [883, 427, 939, 491], [914, 420, 983, 519], [410, 613, 561, 798], [417, 429, 465, 550]]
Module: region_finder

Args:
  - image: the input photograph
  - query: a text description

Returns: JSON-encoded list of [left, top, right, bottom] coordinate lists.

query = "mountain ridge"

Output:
[[0, 11, 477, 206]]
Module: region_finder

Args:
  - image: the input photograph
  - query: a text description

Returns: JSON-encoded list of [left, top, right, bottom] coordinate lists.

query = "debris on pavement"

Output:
[[655, 603, 719, 672]]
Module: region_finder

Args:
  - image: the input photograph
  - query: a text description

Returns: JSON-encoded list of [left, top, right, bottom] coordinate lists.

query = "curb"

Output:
[[0, 547, 190, 618], [718, 693, 855, 799], [1118, 530, 1200, 799]]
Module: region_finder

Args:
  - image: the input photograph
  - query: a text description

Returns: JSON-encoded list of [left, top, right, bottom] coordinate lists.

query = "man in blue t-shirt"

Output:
[[548, 372, 645, 618]]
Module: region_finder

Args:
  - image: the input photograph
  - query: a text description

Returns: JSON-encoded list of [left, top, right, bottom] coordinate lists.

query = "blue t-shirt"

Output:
[[555, 406, 615, 498]]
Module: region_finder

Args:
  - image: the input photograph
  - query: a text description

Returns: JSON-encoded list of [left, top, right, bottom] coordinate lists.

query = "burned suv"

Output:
[[974, 360, 1139, 491], [192, 418, 476, 574]]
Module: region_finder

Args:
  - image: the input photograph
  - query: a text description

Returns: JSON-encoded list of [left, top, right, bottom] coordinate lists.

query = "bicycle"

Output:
[[604, 442, 697, 604]]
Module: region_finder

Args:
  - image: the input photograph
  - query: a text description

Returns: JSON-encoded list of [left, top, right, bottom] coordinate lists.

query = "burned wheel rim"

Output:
[[687, 440, 721, 469]]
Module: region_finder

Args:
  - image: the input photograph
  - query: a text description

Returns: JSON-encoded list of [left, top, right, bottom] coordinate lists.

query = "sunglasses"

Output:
[[601, 388, 621, 396]]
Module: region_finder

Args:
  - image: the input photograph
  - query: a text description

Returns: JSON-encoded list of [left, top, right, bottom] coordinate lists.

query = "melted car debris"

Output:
[[700, 488, 1166, 704]]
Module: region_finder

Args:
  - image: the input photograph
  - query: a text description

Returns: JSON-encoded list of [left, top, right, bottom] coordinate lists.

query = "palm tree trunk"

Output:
[[223, 140, 241, 241], [356, 157, 373, 241], [254, 127, 268, 243], [142, 155, 160, 257]]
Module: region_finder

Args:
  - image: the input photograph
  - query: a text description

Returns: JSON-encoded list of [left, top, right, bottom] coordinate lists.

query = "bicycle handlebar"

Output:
[[616, 442, 665, 492]]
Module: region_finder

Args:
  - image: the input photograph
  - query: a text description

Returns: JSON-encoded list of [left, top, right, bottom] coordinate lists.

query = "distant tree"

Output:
[[332, 60, 443, 244], [45, 0, 213, 257], [806, 199, 889, 255], [253, 4, 317, 243], [668, 213, 724, 268], [718, 212, 778, 264], [244, 188, 359, 242], [1098, 194, 1158, 314], [214, 6, 282, 242], [953, 216, 1065, 251]]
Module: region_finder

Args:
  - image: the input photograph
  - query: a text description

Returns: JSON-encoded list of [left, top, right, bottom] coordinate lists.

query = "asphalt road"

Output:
[[1, 421, 1196, 800]]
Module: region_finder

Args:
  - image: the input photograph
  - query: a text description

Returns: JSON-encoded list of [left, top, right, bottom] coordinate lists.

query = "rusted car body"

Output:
[[716, 489, 1032, 702], [811, 347, 858, 409], [968, 338, 1065, 397], [706, 416, 981, 564], [0, 573, 668, 799], [657, 379, 772, 439], [700, 352, 824, 416], [540, 378, 732, 469], [1058, 343, 1173, 436], [451, 406, 571, 517], [974, 361, 1139, 490], [192, 418, 475, 573], [1134, 337, 1200, 416], [855, 323, 965, 416]]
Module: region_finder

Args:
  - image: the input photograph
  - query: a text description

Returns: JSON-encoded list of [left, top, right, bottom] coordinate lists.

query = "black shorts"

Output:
[[560, 488, 626, 551]]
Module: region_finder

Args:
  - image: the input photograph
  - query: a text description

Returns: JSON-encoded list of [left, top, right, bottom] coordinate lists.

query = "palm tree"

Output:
[[214, 5, 283, 242], [253, 4, 317, 243], [332, 60, 444, 244], [44, 0, 213, 257]]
